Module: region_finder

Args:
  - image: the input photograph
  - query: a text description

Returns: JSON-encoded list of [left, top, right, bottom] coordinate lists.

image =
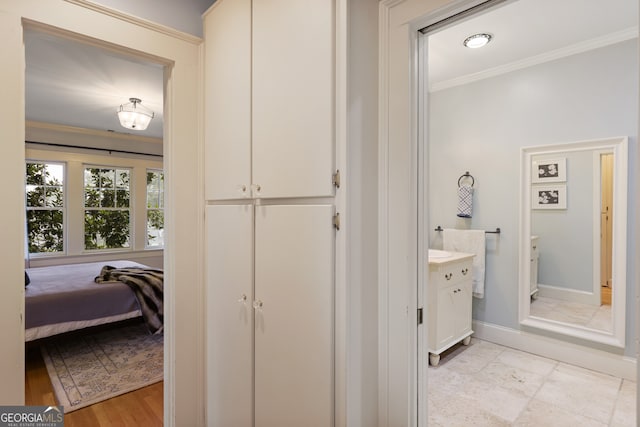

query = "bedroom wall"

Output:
[[0, 2, 203, 424], [25, 144, 164, 269], [428, 39, 638, 355]]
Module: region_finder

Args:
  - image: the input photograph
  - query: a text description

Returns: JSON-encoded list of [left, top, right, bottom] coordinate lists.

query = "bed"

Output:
[[25, 260, 153, 342]]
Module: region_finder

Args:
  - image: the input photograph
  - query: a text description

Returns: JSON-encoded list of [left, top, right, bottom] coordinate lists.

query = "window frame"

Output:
[[145, 168, 165, 249], [82, 164, 133, 252], [25, 160, 67, 256]]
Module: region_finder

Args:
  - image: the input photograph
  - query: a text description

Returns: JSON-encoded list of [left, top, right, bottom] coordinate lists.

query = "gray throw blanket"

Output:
[[95, 266, 164, 334]]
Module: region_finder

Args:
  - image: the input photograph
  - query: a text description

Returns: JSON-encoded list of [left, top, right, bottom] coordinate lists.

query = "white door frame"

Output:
[[0, 1, 203, 425], [379, 0, 640, 426]]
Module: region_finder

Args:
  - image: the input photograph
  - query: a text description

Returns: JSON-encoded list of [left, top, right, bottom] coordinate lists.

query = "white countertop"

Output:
[[428, 250, 475, 265]]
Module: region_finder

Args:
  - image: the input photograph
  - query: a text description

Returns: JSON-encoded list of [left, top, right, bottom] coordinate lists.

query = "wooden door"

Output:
[[204, 0, 252, 201], [252, 0, 335, 199], [600, 153, 613, 289], [205, 205, 254, 427], [254, 205, 334, 427]]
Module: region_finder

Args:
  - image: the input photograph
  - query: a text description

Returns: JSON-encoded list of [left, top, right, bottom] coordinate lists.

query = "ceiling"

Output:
[[428, 0, 638, 90], [25, 29, 165, 140], [24, 0, 638, 140]]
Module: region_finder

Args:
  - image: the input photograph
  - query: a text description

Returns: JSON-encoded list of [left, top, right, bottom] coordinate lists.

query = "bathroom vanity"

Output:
[[427, 250, 475, 366], [530, 236, 539, 299]]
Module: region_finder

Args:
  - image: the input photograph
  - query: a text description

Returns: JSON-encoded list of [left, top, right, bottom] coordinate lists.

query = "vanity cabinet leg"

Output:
[[462, 336, 471, 346], [429, 353, 440, 366]]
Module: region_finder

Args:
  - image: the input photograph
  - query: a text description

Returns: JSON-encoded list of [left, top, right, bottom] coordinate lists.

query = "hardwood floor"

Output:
[[601, 285, 612, 306], [25, 346, 163, 426]]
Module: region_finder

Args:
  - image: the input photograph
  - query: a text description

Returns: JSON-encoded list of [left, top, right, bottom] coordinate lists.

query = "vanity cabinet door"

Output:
[[453, 281, 472, 338], [434, 284, 456, 348], [428, 257, 474, 355]]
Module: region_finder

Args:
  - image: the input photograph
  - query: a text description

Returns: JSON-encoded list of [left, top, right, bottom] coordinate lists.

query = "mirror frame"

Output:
[[519, 136, 628, 348]]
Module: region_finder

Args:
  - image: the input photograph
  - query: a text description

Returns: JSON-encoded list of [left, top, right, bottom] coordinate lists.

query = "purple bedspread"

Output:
[[25, 260, 147, 329]]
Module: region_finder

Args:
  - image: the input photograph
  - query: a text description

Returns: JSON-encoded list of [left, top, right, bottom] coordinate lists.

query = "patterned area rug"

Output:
[[41, 322, 163, 413]]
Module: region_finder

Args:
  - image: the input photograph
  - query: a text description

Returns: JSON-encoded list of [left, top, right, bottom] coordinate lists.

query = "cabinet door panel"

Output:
[[435, 286, 455, 348], [205, 205, 253, 427], [454, 282, 473, 338], [252, 0, 335, 199], [254, 205, 334, 427], [204, 0, 252, 200]]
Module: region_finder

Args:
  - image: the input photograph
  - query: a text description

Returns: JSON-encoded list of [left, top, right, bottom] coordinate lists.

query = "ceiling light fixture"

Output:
[[463, 33, 492, 49], [117, 97, 154, 131]]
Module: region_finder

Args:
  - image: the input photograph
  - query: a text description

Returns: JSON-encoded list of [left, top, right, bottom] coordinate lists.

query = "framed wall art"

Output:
[[532, 158, 566, 183], [532, 184, 567, 209]]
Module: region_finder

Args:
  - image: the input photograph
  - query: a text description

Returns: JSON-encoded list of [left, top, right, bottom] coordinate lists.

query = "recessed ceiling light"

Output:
[[463, 33, 492, 49]]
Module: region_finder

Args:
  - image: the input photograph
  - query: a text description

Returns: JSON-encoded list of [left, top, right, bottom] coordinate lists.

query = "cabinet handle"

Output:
[[238, 294, 247, 303], [252, 300, 263, 310], [453, 289, 457, 293], [461, 268, 468, 275], [445, 273, 453, 280], [532, 245, 537, 250], [252, 184, 261, 193]]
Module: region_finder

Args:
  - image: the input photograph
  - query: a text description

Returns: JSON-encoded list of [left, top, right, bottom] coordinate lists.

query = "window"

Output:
[[84, 166, 131, 250], [25, 162, 65, 254], [146, 169, 164, 248]]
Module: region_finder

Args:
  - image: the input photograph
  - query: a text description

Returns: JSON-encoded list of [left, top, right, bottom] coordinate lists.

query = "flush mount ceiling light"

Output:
[[117, 97, 154, 131], [463, 33, 492, 49]]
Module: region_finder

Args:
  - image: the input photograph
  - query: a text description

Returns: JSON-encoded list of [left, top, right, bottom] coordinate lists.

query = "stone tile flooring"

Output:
[[428, 339, 636, 426], [530, 296, 612, 332]]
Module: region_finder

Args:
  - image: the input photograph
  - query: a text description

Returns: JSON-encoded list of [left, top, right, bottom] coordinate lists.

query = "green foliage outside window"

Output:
[[146, 170, 164, 247], [25, 162, 64, 254], [84, 167, 131, 250]]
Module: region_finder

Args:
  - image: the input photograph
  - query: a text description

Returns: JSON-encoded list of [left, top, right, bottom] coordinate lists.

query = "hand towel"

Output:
[[443, 229, 486, 298], [457, 184, 474, 218]]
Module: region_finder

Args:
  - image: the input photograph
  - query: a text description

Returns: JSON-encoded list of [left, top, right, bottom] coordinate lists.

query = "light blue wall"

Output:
[[532, 150, 594, 292], [92, 0, 215, 37], [428, 39, 637, 353]]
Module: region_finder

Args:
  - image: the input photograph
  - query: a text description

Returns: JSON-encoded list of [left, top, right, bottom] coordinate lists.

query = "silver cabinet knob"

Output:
[[253, 300, 263, 310], [238, 294, 247, 303]]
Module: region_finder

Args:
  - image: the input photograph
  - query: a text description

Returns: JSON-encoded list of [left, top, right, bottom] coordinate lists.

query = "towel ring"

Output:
[[458, 171, 475, 188]]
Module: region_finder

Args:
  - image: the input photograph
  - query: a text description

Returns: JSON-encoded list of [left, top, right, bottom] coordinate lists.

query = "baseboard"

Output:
[[537, 284, 599, 306], [472, 320, 636, 381]]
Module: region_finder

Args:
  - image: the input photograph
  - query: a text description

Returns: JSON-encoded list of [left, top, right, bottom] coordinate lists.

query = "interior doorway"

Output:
[[600, 152, 614, 304], [22, 22, 168, 422]]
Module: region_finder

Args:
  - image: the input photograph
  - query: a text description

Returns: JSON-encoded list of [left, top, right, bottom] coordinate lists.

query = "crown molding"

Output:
[[431, 26, 639, 92], [26, 120, 162, 144], [64, 0, 203, 45]]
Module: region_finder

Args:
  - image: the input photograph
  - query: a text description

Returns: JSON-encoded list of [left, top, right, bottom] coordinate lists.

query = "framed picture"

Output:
[[532, 158, 566, 183], [532, 184, 567, 209]]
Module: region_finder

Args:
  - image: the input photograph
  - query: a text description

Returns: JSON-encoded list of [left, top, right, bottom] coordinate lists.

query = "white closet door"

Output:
[[203, 0, 252, 201], [205, 205, 253, 427], [254, 205, 334, 427], [252, 0, 335, 199]]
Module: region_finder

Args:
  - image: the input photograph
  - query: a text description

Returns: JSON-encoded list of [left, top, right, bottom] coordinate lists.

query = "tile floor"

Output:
[[530, 296, 612, 332], [428, 338, 636, 426]]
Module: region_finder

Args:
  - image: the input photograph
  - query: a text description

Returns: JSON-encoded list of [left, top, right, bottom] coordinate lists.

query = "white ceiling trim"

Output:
[[64, 0, 203, 45], [430, 26, 639, 92]]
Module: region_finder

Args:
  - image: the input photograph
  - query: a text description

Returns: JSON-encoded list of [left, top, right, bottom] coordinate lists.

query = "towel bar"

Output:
[[434, 225, 501, 234]]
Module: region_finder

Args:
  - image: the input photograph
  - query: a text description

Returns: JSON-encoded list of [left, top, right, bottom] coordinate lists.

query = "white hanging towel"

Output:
[[443, 229, 486, 299], [457, 184, 474, 218]]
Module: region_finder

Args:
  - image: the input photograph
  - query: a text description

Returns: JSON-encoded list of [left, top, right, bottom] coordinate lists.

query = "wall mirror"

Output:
[[519, 137, 628, 347]]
